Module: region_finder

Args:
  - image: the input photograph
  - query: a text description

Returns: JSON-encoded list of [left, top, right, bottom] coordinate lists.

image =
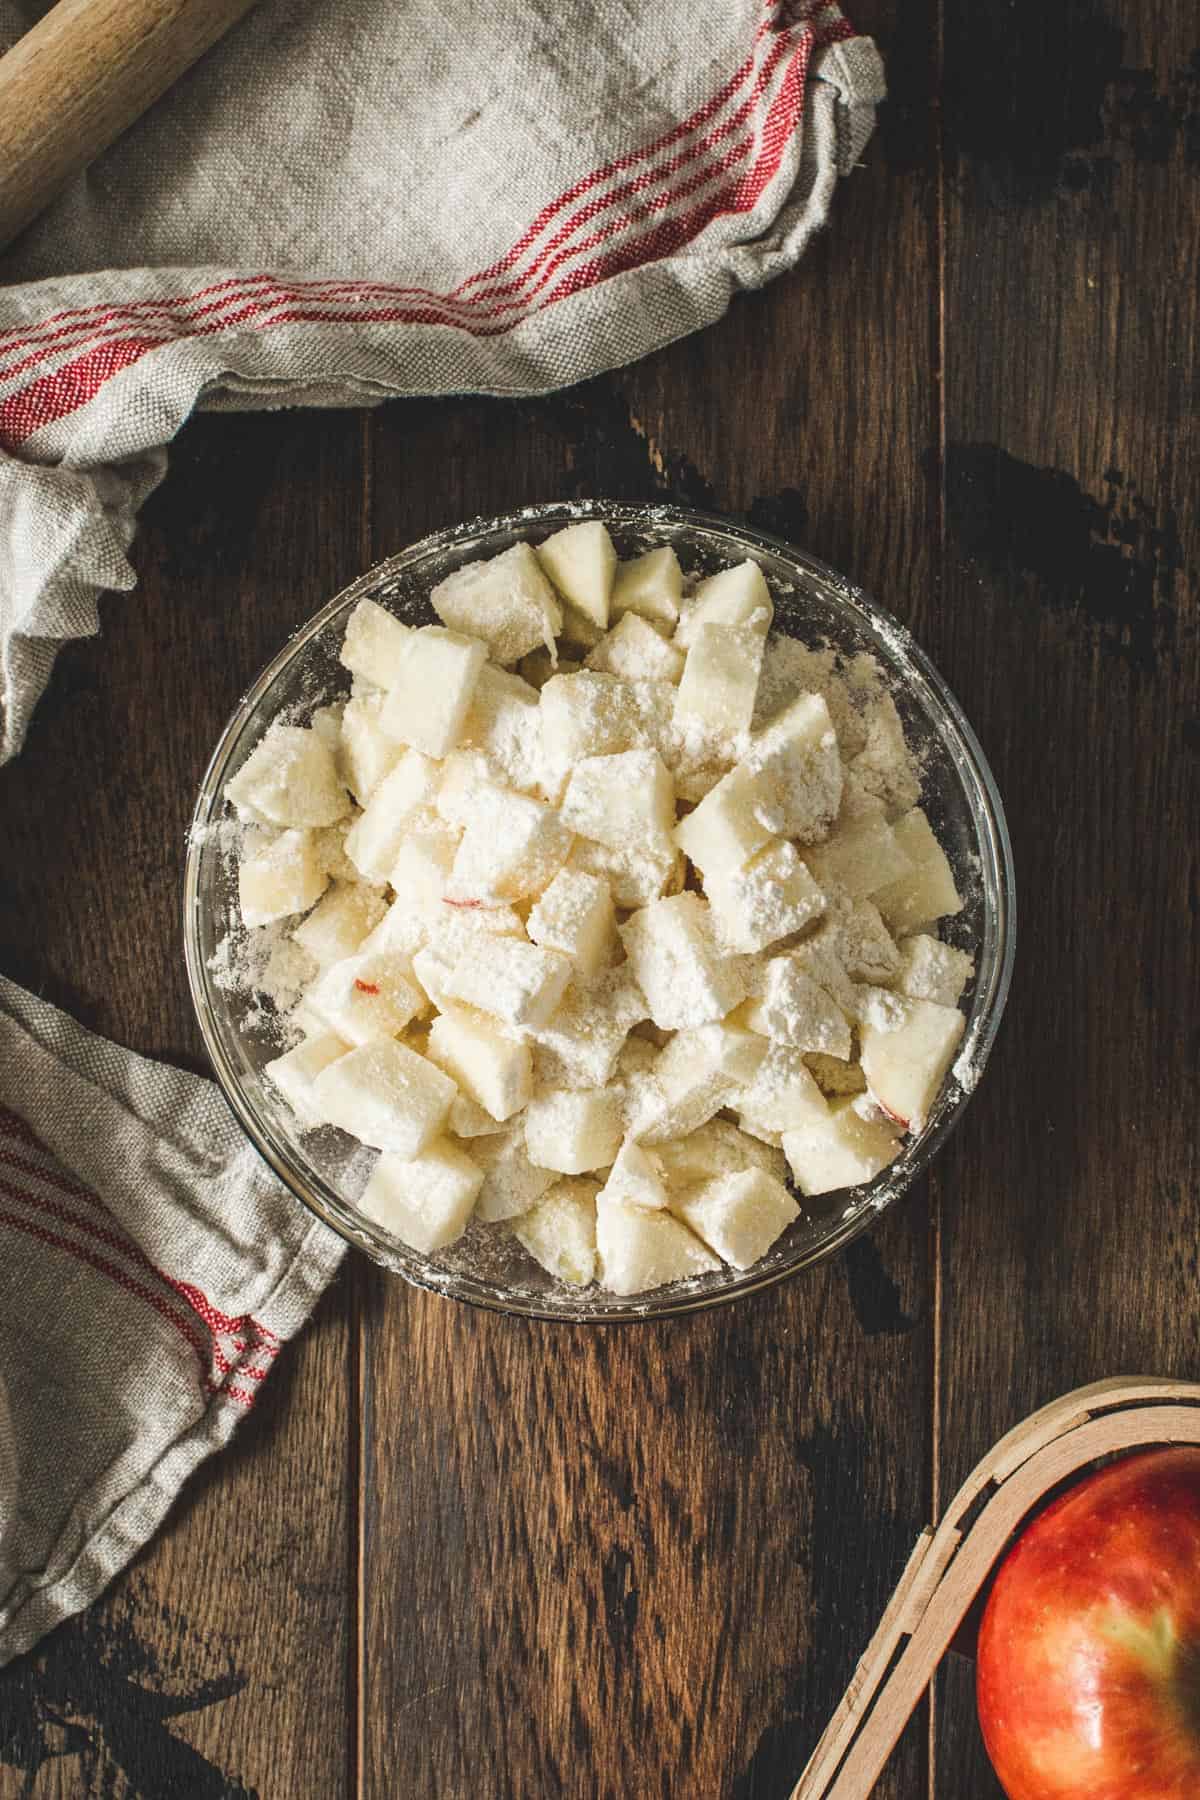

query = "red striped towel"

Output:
[[0, 978, 343, 1666], [0, 0, 881, 760]]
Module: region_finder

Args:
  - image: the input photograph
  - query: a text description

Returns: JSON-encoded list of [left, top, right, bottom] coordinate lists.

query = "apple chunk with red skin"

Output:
[[977, 1447, 1200, 1800]]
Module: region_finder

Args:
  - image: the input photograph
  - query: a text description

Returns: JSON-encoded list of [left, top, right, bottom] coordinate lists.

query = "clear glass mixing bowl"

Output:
[[184, 502, 1015, 1320]]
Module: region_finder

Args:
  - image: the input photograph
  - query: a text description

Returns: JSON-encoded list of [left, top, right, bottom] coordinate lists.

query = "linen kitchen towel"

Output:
[[0, 0, 883, 760], [0, 976, 345, 1666]]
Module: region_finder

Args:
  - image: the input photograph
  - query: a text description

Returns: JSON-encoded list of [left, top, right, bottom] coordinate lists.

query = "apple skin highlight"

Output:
[[976, 1446, 1200, 1800]]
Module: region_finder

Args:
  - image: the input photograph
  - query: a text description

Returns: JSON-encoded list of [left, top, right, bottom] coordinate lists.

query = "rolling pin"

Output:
[[0, 0, 260, 253]]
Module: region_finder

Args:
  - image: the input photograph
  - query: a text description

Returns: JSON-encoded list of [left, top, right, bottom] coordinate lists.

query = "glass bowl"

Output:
[[184, 501, 1015, 1320]]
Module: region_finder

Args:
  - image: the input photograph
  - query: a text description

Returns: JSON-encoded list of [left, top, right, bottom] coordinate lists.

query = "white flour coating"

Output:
[[198, 524, 988, 1304]]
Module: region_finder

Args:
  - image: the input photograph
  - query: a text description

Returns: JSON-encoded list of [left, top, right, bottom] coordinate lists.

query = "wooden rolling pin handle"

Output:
[[0, 0, 260, 253]]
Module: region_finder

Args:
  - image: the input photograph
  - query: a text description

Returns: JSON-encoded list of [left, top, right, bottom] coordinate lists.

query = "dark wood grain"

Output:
[[0, 412, 367, 1798], [933, 0, 1200, 1793]]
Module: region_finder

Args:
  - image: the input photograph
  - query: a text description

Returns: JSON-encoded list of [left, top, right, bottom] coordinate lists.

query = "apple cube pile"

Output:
[[226, 522, 975, 1294]]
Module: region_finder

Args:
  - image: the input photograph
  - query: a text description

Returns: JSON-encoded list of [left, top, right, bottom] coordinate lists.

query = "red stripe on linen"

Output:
[[0, 0, 783, 360], [0, 10, 828, 447], [0, 273, 278, 351], [0, 1145, 278, 1369], [0, 1191, 234, 1390], [0, 14, 791, 385], [0, 1168, 271, 1384], [449, 0, 785, 297], [0, 1188, 264, 1408], [0, 1119, 279, 1349], [0, 1111, 278, 1380]]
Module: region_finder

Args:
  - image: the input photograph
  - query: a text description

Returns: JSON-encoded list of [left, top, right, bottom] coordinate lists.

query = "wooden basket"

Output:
[[792, 1377, 1200, 1799]]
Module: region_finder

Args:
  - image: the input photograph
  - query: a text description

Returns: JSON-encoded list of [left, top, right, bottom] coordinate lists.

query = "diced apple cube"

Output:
[[524, 1087, 623, 1175], [745, 692, 843, 843], [787, 920, 860, 1019], [802, 813, 913, 900], [447, 785, 573, 904], [705, 838, 825, 953], [339, 598, 412, 690], [538, 671, 645, 799], [444, 938, 571, 1028], [801, 812, 914, 901], [674, 623, 765, 737], [586, 612, 685, 685], [526, 868, 616, 978], [471, 1126, 557, 1221], [610, 546, 683, 626], [410, 944, 456, 1012], [310, 1039, 456, 1155], [653, 1118, 789, 1188], [379, 625, 487, 757], [226, 724, 350, 828], [674, 560, 773, 648], [639, 1020, 767, 1144], [359, 1139, 484, 1253], [535, 521, 617, 628], [359, 894, 435, 962], [426, 1007, 532, 1122], [435, 749, 492, 831], [567, 836, 679, 909], [897, 934, 974, 1007], [615, 1056, 667, 1142], [460, 664, 543, 795], [740, 957, 852, 1057], [309, 702, 344, 754], [837, 896, 901, 984], [859, 995, 965, 1132], [596, 1196, 720, 1295], [513, 1178, 599, 1286], [598, 1139, 669, 1210], [338, 691, 403, 805], [303, 951, 423, 1046], [292, 880, 388, 967], [619, 893, 746, 1030], [853, 984, 909, 1033], [674, 764, 773, 876], [263, 1031, 348, 1127], [390, 816, 461, 908], [737, 1043, 829, 1138], [429, 903, 526, 957], [239, 828, 328, 926], [870, 808, 964, 935], [448, 1090, 499, 1138], [528, 965, 647, 1091], [561, 749, 676, 862], [343, 750, 440, 883], [782, 1095, 902, 1196], [431, 540, 562, 664], [672, 1168, 799, 1270]]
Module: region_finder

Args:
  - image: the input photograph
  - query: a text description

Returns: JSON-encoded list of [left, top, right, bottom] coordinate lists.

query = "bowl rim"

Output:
[[184, 498, 1016, 1322]]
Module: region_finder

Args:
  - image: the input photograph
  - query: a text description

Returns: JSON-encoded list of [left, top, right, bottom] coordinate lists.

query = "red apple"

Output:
[[976, 1446, 1200, 1799]]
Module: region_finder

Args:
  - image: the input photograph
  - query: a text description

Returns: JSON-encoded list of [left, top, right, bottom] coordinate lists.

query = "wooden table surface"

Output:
[[1, 0, 1197, 1793]]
